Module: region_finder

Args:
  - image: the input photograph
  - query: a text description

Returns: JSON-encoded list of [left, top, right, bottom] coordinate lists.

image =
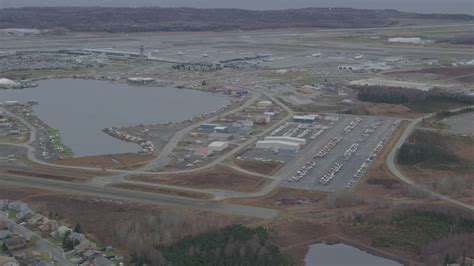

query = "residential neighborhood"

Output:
[[0, 200, 122, 266]]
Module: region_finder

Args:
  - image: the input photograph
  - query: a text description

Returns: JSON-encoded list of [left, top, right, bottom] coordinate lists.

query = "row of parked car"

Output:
[[316, 137, 342, 158], [343, 117, 362, 135], [361, 121, 381, 137], [288, 161, 317, 182], [342, 143, 359, 160], [345, 120, 400, 190], [319, 162, 343, 185]]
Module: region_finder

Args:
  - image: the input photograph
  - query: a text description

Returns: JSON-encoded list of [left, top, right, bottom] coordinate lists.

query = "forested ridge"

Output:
[[0, 7, 472, 32]]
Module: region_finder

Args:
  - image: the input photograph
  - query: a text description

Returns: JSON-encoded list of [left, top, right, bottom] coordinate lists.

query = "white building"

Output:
[[208, 141, 229, 152], [388, 37, 434, 45], [264, 136, 306, 145], [256, 140, 300, 152]]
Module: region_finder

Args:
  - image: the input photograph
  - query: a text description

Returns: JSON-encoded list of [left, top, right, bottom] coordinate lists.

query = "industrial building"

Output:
[[213, 126, 229, 133], [293, 115, 317, 124], [256, 140, 300, 152], [208, 141, 229, 152], [225, 87, 248, 97], [256, 100, 273, 109], [254, 114, 270, 125], [200, 123, 220, 132], [265, 136, 307, 145], [264, 112, 276, 120], [127, 77, 156, 85], [233, 120, 254, 128], [5, 101, 19, 106]]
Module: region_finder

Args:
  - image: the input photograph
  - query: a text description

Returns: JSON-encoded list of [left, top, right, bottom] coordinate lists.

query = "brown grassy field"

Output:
[[232, 160, 283, 175], [108, 183, 213, 200], [366, 103, 423, 119], [57, 153, 154, 169], [399, 131, 474, 201], [128, 167, 271, 193], [0, 167, 89, 182], [387, 66, 474, 83], [227, 188, 327, 209]]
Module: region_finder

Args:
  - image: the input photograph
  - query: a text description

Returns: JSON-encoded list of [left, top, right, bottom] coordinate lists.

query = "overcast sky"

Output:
[[0, 0, 473, 14]]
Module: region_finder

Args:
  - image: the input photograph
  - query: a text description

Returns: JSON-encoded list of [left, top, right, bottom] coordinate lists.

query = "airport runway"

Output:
[[0, 172, 279, 219]]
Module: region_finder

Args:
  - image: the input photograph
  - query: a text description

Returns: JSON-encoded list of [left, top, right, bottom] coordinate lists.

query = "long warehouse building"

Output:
[[264, 136, 307, 145], [256, 140, 300, 152]]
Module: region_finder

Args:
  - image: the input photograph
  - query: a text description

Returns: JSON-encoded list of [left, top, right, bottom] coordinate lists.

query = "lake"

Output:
[[0, 79, 231, 157], [305, 243, 402, 266]]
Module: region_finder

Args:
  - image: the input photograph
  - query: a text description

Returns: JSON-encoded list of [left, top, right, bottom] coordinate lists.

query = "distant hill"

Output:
[[0, 7, 472, 32]]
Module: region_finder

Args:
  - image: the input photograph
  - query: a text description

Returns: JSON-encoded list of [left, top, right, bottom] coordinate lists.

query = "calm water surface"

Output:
[[0, 79, 231, 157], [305, 243, 402, 266]]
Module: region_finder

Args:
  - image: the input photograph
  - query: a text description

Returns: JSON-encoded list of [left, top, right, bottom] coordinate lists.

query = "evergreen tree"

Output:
[[74, 223, 82, 233]]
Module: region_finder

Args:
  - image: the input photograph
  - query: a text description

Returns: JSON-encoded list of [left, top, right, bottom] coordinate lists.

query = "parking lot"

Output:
[[281, 116, 400, 192], [237, 115, 337, 164]]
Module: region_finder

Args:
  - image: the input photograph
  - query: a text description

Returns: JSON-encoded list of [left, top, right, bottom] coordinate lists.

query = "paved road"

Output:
[[386, 107, 474, 212], [0, 173, 278, 219], [0, 86, 291, 177], [142, 91, 262, 170], [1, 213, 72, 265], [0, 86, 295, 200]]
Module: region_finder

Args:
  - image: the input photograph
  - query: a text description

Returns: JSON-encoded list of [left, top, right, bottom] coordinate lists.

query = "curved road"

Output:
[[0, 87, 292, 177], [386, 107, 474, 212]]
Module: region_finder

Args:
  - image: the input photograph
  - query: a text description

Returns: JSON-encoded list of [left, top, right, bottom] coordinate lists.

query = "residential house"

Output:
[[0, 200, 8, 211], [27, 214, 48, 227], [4, 236, 27, 251], [39, 220, 59, 233], [92, 256, 116, 266], [0, 256, 19, 266], [7, 202, 33, 219], [52, 225, 72, 238], [74, 241, 97, 254], [19, 251, 45, 266], [0, 229, 11, 240], [7, 202, 27, 213], [82, 250, 101, 260]]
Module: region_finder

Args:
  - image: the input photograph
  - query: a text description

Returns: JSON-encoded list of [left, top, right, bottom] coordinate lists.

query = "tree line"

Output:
[[396, 130, 460, 166], [352, 85, 474, 106], [348, 205, 474, 264], [436, 106, 474, 118], [154, 224, 292, 266]]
